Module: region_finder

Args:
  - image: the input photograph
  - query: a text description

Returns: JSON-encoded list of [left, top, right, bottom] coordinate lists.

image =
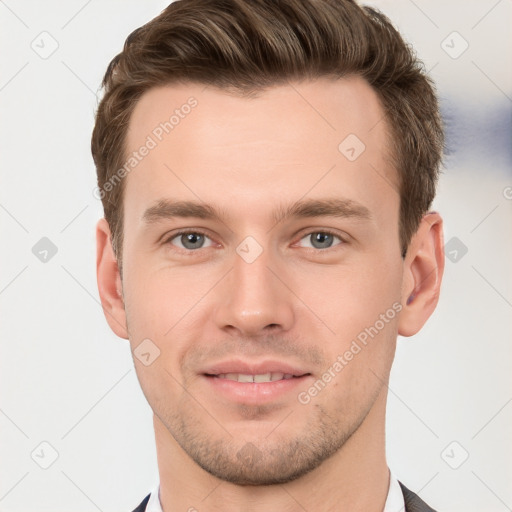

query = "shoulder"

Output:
[[131, 493, 151, 512], [399, 481, 438, 512]]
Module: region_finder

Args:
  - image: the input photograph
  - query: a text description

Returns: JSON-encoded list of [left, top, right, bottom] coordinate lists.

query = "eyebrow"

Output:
[[142, 197, 372, 226]]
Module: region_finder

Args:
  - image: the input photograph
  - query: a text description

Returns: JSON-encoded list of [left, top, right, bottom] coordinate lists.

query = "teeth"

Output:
[[237, 374, 254, 383], [254, 373, 272, 383], [216, 373, 294, 383]]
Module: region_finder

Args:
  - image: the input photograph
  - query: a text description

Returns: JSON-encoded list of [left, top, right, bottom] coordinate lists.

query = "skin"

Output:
[[96, 76, 444, 512]]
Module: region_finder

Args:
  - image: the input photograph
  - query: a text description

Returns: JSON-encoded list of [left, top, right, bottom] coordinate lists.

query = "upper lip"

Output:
[[202, 359, 310, 377]]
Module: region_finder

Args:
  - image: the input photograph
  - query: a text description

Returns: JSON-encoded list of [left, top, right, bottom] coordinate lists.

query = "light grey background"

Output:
[[1, 1, 511, 511]]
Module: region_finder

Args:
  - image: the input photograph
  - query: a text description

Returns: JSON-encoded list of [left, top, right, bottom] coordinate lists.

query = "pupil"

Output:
[[182, 233, 203, 249], [311, 232, 333, 249]]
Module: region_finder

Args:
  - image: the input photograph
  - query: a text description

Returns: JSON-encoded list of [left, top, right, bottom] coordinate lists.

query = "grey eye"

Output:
[[297, 232, 342, 250], [170, 232, 213, 250]]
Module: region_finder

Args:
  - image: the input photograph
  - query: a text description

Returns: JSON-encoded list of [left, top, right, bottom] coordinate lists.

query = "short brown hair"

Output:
[[91, 0, 444, 271]]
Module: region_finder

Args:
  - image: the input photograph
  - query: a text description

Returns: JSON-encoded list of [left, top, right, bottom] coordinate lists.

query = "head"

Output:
[[94, 0, 445, 486]]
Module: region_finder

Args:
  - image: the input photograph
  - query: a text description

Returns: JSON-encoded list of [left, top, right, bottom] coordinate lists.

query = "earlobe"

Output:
[[398, 212, 445, 337], [96, 218, 129, 339]]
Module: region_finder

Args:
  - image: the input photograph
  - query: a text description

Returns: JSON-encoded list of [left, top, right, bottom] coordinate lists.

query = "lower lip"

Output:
[[202, 374, 311, 404]]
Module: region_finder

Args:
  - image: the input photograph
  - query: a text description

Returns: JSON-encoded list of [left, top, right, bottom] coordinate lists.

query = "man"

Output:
[[92, 0, 445, 510]]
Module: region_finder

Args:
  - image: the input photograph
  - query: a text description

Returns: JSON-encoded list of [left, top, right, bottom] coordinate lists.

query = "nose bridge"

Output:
[[214, 239, 294, 335]]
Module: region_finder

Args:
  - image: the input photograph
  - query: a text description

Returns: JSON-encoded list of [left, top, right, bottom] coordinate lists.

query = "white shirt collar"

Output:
[[145, 482, 162, 512], [146, 470, 405, 512], [384, 472, 406, 512]]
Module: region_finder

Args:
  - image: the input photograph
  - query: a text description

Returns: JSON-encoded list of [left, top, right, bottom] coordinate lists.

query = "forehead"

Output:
[[123, 77, 398, 224], [126, 76, 390, 150]]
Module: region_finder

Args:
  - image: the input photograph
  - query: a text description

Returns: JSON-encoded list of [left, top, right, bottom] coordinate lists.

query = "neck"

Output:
[[154, 389, 389, 512]]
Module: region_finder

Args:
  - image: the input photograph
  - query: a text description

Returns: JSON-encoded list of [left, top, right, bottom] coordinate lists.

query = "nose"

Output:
[[213, 243, 295, 337]]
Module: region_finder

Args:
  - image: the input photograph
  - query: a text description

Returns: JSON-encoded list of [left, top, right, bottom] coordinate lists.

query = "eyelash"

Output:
[[163, 229, 347, 252]]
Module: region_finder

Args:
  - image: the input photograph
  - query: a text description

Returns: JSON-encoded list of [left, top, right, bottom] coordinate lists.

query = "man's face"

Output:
[[120, 77, 404, 484]]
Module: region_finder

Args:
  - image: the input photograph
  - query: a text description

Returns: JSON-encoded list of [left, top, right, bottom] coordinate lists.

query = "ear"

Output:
[[398, 212, 445, 337], [96, 218, 128, 339]]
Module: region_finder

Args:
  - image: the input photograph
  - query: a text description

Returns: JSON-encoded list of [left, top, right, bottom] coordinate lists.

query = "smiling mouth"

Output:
[[204, 372, 310, 383]]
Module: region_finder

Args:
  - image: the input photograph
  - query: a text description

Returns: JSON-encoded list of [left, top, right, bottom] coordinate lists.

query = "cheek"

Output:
[[289, 255, 402, 340], [122, 263, 221, 378], [122, 270, 196, 404], [288, 253, 401, 400], [124, 263, 208, 332]]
